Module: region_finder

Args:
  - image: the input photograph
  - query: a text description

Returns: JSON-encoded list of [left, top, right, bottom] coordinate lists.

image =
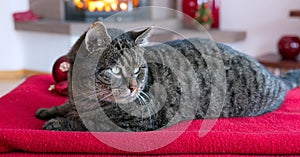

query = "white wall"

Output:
[[221, 0, 300, 57], [0, 0, 28, 70], [0, 0, 71, 72], [20, 32, 71, 72]]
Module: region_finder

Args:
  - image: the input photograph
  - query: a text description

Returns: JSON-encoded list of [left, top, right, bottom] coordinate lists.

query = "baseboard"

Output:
[[0, 69, 50, 80]]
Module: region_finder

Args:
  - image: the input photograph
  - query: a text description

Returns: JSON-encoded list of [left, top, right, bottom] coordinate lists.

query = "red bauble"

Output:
[[50, 55, 70, 96], [49, 81, 68, 96], [278, 36, 300, 60], [52, 55, 70, 83]]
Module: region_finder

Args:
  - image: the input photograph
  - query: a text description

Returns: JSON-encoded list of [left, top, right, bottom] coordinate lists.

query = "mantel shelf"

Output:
[[15, 19, 246, 43]]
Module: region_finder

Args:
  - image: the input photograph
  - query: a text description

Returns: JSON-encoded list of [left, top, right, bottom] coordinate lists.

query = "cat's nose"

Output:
[[129, 79, 138, 92], [129, 86, 137, 92]]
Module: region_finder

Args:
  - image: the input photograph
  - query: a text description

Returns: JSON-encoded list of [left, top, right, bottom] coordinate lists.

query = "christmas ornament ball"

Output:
[[52, 55, 70, 83], [278, 36, 300, 60]]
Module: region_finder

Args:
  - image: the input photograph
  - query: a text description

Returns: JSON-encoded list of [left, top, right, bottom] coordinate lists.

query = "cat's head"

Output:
[[85, 22, 152, 104]]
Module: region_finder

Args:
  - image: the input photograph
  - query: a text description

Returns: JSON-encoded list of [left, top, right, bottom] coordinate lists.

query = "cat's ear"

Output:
[[85, 21, 112, 53], [130, 26, 153, 45]]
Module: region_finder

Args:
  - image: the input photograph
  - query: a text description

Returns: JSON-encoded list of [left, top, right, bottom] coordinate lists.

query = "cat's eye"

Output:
[[134, 67, 140, 74], [111, 67, 121, 74]]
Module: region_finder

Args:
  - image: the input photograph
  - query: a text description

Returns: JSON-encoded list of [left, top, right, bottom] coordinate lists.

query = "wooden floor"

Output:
[[0, 70, 48, 97], [0, 79, 23, 97]]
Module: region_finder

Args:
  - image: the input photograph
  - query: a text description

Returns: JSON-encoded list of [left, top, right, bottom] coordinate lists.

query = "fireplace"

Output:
[[28, 0, 179, 23], [65, 0, 149, 22]]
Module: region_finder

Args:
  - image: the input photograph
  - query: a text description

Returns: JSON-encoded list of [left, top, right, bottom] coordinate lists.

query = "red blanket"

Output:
[[1, 75, 300, 156]]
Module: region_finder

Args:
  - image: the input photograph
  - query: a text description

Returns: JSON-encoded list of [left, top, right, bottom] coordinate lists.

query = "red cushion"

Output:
[[1, 74, 300, 155]]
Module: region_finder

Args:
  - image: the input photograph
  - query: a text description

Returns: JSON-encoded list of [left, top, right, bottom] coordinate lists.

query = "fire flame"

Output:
[[73, 0, 138, 12]]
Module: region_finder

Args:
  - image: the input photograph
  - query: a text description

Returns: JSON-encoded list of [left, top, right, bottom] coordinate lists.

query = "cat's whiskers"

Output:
[[73, 89, 110, 97], [139, 92, 156, 117], [137, 95, 149, 123], [140, 91, 151, 100], [138, 93, 154, 127], [136, 96, 144, 121], [98, 93, 113, 102], [74, 89, 112, 102]]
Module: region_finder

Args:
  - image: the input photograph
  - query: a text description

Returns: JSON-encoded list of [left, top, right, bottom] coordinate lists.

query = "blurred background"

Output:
[[0, 0, 299, 77]]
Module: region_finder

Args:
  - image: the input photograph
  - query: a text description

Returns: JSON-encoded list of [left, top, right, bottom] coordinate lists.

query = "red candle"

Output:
[[182, 0, 198, 18], [211, 0, 220, 29]]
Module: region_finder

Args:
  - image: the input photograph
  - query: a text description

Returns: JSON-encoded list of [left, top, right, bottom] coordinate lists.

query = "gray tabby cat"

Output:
[[36, 22, 300, 132]]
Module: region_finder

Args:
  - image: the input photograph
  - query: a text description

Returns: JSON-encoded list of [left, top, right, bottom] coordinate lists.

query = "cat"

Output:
[[36, 21, 300, 132]]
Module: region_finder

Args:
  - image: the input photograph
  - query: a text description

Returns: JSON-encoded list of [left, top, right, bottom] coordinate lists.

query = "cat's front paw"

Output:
[[43, 118, 65, 131], [35, 108, 53, 120]]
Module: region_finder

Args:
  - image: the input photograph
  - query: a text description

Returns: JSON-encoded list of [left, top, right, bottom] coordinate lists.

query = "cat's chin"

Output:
[[109, 89, 140, 104]]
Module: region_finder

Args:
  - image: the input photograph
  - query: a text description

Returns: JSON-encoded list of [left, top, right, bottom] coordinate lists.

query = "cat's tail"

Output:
[[279, 69, 300, 90]]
